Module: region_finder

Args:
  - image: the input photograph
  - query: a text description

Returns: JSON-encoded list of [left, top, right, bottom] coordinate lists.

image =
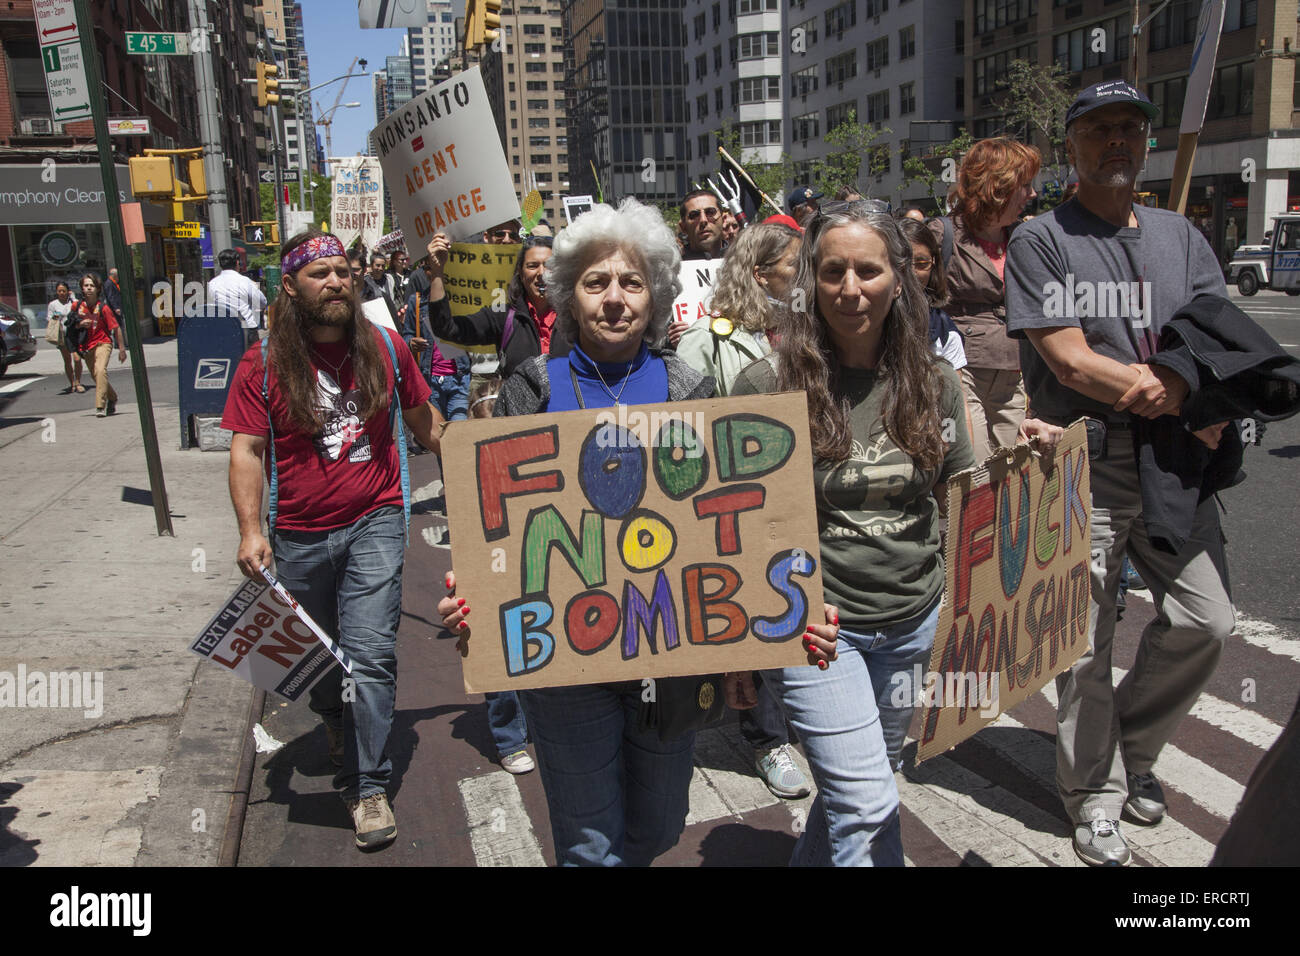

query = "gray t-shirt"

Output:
[[1005, 199, 1226, 420]]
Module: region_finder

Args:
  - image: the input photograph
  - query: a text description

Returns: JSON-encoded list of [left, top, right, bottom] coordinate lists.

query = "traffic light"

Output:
[[482, 0, 501, 45], [256, 62, 280, 108], [463, 0, 482, 51]]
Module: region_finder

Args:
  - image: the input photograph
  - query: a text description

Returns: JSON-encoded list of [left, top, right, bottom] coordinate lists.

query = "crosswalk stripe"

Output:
[[457, 771, 547, 867], [1232, 611, 1300, 663], [0, 377, 32, 394], [991, 709, 1215, 865], [901, 753, 1086, 867], [1038, 674, 1244, 822]]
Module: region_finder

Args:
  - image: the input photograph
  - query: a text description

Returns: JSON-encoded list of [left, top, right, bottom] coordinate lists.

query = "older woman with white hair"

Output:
[[438, 198, 838, 865]]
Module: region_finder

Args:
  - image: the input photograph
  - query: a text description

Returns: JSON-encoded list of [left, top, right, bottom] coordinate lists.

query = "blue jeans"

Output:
[[848, 595, 942, 771], [518, 681, 696, 866], [738, 671, 789, 752], [429, 370, 469, 422], [486, 691, 528, 758], [272, 505, 405, 802], [762, 601, 940, 867]]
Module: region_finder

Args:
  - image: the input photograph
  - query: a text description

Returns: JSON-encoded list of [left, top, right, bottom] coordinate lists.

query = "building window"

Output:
[[1148, 75, 1186, 128], [530, 136, 552, 147], [525, 42, 546, 54], [825, 1, 856, 36], [826, 100, 857, 130], [526, 80, 548, 91], [899, 26, 915, 60], [714, 44, 723, 71], [523, 23, 545, 35], [866, 38, 888, 73], [973, 0, 1032, 35], [792, 17, 817, 48], [976, 44, 1034, 95], [694, 13, 706, 41], [695, 53, 707, 82], [865, 0, 889, 16], [739, 119, 782, 146], [531, 154, 552, 165], [1149, 0, 1200, 51], [737, 31, 779, 59], [740, 76, 781, 103], [526, 61, 547, 72], [1054, 17, 1129, 71], [899, 81, 916, 115], [527, 98, 547, 110], [867, 90, 889, 125], [871, 143, 891, 175], [792, 65, 819, 97], [826, 50, 856, 87], [792, 111, 820, 141], [715, 87, 724, 112], [529, 117, 550, 128], [697, 93, 709, 118], [1206, 60, 1254, 119], [738, 0, 778, 11]]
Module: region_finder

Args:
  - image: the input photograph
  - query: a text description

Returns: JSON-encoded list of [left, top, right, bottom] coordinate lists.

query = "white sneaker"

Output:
[[501, 750, 535, 774]]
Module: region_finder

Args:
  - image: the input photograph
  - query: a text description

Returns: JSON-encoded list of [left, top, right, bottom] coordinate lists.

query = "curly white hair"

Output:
[[545, 197, 683, 355]]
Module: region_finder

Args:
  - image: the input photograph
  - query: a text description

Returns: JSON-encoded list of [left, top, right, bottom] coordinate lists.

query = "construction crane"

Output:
[[316, 56, 361, 160]]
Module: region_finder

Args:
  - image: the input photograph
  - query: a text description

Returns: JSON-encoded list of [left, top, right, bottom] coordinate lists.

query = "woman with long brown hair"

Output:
[[930, 137, 1040, 463]]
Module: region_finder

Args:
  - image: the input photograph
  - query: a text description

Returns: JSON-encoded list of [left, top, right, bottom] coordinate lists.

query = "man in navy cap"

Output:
[[786, 186, 823, 229], [1005, 81, 1234, 866]]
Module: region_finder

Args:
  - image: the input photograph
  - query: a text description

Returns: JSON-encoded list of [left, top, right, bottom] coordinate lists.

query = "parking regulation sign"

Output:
[[34, 0, 92, 123]]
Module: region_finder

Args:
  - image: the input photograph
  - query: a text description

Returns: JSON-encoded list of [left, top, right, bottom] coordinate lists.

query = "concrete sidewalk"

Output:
[[0, 339, 256, 867]]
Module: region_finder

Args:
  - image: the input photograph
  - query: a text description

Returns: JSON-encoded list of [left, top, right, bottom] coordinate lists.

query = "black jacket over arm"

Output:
[[427, 290, 542, 380], [1138, 294, 1300, 554]]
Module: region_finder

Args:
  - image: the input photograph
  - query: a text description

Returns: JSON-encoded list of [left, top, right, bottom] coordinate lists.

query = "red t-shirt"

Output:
[[221, 326, 432, 532], [76, 301, 119, 350]]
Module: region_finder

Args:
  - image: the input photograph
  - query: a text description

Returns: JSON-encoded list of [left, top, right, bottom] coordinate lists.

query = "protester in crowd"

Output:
[[530, 221, 555, 238], [898, 205, 927, 223], [720, 209, 740, 243], [403, 254, 470, 424], [1006, 81, 1236, 867], [47, 281, 84, 394], [483, 219, 522, 244], [222, 229, 444, 851], [835, 186, 863, 202], [437, 199, 839, 865], [352, 249, 399, 326], [679, 189, 728, 261], [369, 253, 396, 301], [208, 249, 268, 335], [103, 267, 123, 316], [786, 186, 823, 229], [423, 234, 555, 380], [763, 213, 803, 232], [930, 137, 1040, 463], [674, 221, 809, 799], [389, 250, 411, 304], [73, 273, 127, 417], [732, 201, 1061, 864], [898, 218, 967, 372]]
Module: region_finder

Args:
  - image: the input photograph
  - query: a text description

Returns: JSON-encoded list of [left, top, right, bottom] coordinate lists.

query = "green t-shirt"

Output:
[[732, 356, 974, 629]]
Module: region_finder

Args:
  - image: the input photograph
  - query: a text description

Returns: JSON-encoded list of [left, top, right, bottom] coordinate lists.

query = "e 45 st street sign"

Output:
[[125, 32, 190, 56]]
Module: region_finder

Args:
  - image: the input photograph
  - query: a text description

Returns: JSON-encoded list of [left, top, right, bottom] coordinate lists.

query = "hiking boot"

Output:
[[501, 750, 535, 774], [106, 399, 116, 416], [345, 793, 396, 849], [754, 744, 811, 799], [1124, 771, 1166, 825], [324, 723, 344, 768], [1073, 818, 1130, 866]]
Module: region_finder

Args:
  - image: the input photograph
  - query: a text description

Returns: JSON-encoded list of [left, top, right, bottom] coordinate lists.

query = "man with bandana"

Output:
[[221, 230, 444, 850]]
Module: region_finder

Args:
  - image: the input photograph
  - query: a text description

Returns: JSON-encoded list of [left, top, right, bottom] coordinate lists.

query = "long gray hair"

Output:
[[775, 203, 946, 468], [546, 198, 682, 355]]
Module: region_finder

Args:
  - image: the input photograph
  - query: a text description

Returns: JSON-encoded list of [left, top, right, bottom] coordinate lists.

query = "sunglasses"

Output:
[[912, 257, 934, 269], [809, 198, 893, 233], [491, 229, 520, 240], [686, 206, 720, 222]]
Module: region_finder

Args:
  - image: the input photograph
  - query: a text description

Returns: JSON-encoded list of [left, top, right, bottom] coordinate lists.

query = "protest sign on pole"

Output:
[[561, 195, 594, 224], [917, 421, 1092, 762], [189, 571, 352, 702], [369, 66, 521, 257], [442, 392, 826, 693], [430, 242, 520, 362], [330, 156, 383, 252], [671, 259, 721, 326]]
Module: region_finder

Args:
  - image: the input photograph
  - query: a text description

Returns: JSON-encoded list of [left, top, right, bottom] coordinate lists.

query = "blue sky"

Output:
[[300, 1, 465, 166]]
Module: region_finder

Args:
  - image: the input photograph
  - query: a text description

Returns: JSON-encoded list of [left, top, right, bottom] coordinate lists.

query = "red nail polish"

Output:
[[444, 573, 453, 588], [458, 621, 468, 630], [818, 660, 829, 670], [457, 598, 466, 607], [462, 606, 471, 616]]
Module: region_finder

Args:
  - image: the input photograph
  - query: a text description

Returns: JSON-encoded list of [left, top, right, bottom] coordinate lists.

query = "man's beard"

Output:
[[300, 290, 357, 328]]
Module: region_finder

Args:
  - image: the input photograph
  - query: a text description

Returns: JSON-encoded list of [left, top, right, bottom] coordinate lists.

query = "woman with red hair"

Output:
[[929, 137, 1039, 463]]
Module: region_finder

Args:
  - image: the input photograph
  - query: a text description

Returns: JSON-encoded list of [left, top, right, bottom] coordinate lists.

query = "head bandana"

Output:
[[281, 234, 347, 275]]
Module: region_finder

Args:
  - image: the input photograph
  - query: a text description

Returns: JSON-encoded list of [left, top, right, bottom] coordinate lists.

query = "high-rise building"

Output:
[[564, 0, 690, 209], [260, 1, 317, 181], [481, 0, 572, 223], [409, 0, 460, 94], [963, 0, 1296, 264]]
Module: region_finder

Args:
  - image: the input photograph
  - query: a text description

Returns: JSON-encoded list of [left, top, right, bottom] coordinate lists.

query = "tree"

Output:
[[898, 128, 974, 211], [999, 60, 1073, 201], [810, 111, 890, 200]]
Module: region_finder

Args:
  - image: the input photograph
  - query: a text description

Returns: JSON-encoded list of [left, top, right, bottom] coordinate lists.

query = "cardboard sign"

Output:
[[189, 573, 352, 702], [426, 242, 520, 361], [370, 67, 521, 256], [331, 157, 384, 252], [561, 194, 594, 224], [671, 259, 721, 326], [917, 421, 1092, 761], [443, 391, 826, 693]]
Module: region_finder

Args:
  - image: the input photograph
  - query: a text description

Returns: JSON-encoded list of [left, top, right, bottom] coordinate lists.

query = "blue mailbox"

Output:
[[176, 304, 255, 449]]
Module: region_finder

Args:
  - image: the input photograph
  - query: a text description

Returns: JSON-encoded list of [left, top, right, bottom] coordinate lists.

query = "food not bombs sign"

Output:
[[443, 392, 825, 693]]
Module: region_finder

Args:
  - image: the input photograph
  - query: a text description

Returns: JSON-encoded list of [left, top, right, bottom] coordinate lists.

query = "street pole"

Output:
[[188, 0, 230, 256], [270, 102, 287, 246], [73, 0, 174, 536]]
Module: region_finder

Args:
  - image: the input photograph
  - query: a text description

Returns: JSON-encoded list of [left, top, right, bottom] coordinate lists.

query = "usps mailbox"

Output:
[[176, 304, 254, 449]]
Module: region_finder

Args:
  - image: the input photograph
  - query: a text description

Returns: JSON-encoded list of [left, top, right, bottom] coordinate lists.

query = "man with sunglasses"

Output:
[[678, 190, 729, 261], [483, 219, 522, 244], [1005, 81, 1233, 867]]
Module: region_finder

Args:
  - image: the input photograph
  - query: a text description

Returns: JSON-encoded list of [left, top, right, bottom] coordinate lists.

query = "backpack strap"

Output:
[[502, 306, 516, 349], [940, 215, 954, 270], [260, 338, 280, 535], [377, 327, 411, 541]]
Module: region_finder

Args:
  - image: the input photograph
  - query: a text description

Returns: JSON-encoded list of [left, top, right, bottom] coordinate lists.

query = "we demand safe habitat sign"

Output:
[[917, 420, 1092, 761], [443, 392, 826, 693]]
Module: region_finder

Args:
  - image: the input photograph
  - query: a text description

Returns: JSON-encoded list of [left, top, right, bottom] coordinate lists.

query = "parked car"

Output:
[[1228, 214, 1300, 296], [0, 302, 37, 377]]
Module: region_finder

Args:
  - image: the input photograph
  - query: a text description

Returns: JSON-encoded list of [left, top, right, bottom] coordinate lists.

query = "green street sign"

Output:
[[125, 32, 187, 56], [1147, 137, 1158, 148], [41, 45, 59, 72]]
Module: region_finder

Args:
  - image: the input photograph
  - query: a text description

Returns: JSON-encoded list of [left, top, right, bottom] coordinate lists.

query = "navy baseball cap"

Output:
[[787, 186, 823, 211], [1065, 80, 1159, 129]]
